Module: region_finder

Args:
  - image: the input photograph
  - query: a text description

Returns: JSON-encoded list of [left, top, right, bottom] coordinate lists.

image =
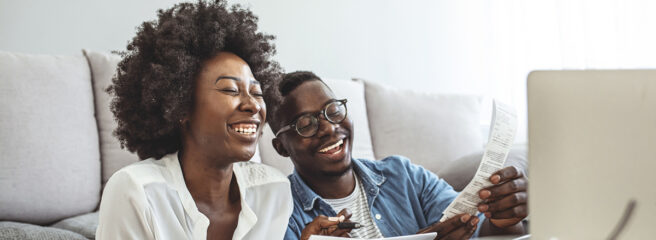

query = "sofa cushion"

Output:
[[362, 79, 484, 173], [82, 50, 141, 185], [259, 78, 376, 175], [438, 144, 528, 191], [0, 52, 101, 224], [50, 211, 98, 239], [0, 222, 87, 240]]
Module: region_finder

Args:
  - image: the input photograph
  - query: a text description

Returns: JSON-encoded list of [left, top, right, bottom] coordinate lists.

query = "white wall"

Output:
[[0, 0, 186, 54], [3, 0, 656, 143]]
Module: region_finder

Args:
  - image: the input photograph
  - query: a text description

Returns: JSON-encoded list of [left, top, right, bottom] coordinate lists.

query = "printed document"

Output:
[[309, 232, 436, 240], [440, 100, 518, 222]]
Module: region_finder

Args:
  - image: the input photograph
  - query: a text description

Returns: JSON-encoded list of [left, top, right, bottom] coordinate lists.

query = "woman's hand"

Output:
[[417, 213, 479, 240], [300, 209, 353, 240]]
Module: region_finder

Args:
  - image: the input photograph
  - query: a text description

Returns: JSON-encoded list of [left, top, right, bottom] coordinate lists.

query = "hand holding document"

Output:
[[440, 100, 518, 222], [309, 232, 436, 240]]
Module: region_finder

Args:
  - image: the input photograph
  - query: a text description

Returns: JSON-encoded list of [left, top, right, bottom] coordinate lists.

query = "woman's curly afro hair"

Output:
[[109, 0, 281, 160]]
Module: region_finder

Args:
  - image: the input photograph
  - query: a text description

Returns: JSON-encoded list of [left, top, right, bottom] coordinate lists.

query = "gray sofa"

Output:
[[0, 50, 527, 239]]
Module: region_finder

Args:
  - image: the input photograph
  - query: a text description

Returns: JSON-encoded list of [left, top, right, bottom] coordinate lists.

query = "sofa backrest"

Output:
[[83, 50, 141, 185], [362, 80, 485, 174], [0, 52, 101, 225]]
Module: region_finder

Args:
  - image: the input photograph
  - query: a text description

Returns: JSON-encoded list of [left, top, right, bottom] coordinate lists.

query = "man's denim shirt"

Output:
[[284, 155, 484, 239]]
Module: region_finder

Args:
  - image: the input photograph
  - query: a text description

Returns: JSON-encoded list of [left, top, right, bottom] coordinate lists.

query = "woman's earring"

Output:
[[179, 119, 188, 128]]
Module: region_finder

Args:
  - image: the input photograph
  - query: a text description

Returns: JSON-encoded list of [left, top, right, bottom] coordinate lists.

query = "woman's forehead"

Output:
[[201, 53, 254, 80]]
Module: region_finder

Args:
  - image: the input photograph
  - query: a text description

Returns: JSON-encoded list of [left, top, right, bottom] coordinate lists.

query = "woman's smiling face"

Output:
[[185, 52, 266, 163]]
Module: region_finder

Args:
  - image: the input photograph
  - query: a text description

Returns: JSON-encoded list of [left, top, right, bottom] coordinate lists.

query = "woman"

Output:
[[96, 1, 292, 239]]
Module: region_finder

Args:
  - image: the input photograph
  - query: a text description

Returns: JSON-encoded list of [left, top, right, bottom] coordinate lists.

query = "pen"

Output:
[[337, 222, 362, 229]]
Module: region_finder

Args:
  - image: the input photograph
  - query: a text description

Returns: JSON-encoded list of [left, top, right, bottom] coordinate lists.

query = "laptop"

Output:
[[527, 70, 656, 239]]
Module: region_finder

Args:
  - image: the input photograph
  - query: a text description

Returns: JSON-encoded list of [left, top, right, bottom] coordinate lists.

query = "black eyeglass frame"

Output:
[[274, 99, 348, 138]]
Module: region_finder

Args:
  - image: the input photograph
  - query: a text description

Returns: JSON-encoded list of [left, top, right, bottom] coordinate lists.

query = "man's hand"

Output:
[[417, 213, 479, 240], [300, 209, 353, 240], [477, 166, 528, 229]]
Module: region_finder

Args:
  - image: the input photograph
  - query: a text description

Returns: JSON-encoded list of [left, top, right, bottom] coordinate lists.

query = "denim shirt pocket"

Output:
[[370, 190, 426, 236]]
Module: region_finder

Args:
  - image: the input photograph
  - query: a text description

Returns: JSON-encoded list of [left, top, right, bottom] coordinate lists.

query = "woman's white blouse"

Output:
[[96, 152, 293, 240]]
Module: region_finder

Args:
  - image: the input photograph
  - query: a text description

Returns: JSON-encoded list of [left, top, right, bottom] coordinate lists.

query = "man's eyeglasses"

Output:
[[275, 99, 348, 138]]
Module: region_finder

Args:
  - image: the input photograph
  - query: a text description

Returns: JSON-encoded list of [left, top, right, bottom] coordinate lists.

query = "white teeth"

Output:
[[319, 139, 344, 153], [232, 125, 257, 135]]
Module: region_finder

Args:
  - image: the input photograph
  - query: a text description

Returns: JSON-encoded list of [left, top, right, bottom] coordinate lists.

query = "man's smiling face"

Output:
[[273, 80, 354, 177]]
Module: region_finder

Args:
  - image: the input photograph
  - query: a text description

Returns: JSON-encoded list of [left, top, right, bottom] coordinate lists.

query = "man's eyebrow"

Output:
[[215, 76, 260, 85], [289, 99, 337, 121]]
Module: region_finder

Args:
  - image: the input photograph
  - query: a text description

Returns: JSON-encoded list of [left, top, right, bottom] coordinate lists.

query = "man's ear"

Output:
[[272, 137, 290, 157]]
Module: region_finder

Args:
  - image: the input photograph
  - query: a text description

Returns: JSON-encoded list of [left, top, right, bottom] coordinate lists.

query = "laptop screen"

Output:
[[527, 70, 656, 239]]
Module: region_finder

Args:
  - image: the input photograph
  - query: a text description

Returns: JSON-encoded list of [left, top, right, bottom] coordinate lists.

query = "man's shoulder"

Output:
[[355, 156, 439, 186], [355, 155, 414, 171]]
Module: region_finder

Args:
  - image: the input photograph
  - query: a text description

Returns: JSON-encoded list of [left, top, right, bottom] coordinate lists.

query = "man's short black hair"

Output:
[[263, 71, 328, 133]]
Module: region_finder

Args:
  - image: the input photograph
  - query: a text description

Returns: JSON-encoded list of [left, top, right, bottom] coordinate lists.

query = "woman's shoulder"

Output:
[[104, 155, 178, 194], [97, 155, 184, 240], [98, 160, 162, 218], [233, 161, 290, 188]]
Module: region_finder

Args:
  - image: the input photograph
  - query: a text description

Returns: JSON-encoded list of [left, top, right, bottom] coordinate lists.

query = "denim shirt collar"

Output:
[[289, 158, 387, 211]]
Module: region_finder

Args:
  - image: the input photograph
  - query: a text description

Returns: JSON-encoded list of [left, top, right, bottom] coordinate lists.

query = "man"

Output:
[[263, 71, 528, 240]]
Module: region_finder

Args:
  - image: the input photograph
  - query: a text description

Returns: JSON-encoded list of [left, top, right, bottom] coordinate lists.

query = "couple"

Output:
[[96, 1, 528, 239]]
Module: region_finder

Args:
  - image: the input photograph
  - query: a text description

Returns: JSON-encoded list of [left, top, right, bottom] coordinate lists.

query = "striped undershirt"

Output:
[[323, 174, 383, 238]]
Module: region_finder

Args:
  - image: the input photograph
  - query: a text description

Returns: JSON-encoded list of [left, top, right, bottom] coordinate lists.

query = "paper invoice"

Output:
[[439, 100, 518, 222], [309, 232, 436, 240]]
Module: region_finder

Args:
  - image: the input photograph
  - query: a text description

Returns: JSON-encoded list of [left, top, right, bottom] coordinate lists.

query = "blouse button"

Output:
[[375, 214, 382, 220]]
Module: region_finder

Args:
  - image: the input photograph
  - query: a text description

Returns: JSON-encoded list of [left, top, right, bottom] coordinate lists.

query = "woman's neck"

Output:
[[179, 149, 241, 208], [178, 146, 242, 240]]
